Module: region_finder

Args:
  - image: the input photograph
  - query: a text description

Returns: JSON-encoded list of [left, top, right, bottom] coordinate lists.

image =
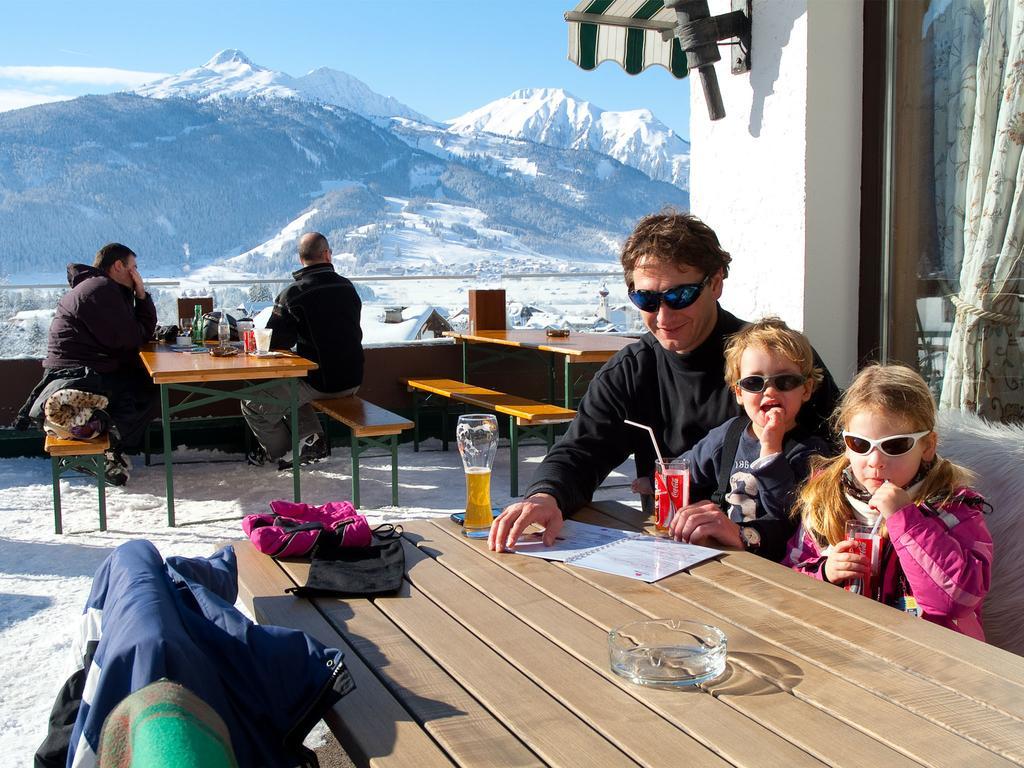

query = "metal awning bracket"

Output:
[[728, 0, 752, 75], [664, 0, 752, 120]]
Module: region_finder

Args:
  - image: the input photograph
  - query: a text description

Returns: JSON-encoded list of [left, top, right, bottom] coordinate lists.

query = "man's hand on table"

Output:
[[668, 500, 743, 548], [488, 493, 564, 551]]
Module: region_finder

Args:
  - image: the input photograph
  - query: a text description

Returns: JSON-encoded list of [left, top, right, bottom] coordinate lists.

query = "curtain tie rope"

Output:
[[950, 294, 1016, 325]]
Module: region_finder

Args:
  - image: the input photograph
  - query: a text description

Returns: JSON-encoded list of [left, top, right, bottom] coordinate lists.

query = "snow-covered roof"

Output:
[[9, 309, 55, 325]]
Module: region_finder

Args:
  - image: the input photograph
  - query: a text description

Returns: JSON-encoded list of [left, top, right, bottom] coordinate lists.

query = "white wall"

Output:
[[690, 0, 862, 385]]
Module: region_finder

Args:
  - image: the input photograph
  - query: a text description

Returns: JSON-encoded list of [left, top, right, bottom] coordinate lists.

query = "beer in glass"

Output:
[[456, 414, 498, 538]]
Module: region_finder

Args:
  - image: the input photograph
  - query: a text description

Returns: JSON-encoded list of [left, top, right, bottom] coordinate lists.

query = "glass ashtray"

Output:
[[608, 619, 727, 687]]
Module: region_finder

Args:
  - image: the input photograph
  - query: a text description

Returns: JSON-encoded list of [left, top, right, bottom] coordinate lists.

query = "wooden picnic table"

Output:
[[232, 500, 1024, 767], [443, 329, 635, 406], [139, 342, 317, 526]]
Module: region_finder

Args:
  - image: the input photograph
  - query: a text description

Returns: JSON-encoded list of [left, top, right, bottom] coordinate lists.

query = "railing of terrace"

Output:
[[0, 271, 642, 359]]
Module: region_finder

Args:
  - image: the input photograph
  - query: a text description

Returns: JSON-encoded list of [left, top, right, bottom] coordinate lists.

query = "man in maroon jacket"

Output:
[[24, 243, 158, 485]]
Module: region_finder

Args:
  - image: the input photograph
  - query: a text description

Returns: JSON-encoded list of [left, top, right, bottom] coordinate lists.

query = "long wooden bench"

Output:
[[403, 378, 575, 496], [44, 434, 110, 534], [311, 396, 413, 508]]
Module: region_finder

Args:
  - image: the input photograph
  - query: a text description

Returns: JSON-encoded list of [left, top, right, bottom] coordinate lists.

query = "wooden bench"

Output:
[[403, 378, 575, 496], [311, 396, 413, 508], [228, 539, 453, 768], [44, 434, 110, 534]]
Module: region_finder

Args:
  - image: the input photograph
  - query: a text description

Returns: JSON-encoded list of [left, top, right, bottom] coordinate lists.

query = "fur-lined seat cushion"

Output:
[[938, 409, 1024, 655]]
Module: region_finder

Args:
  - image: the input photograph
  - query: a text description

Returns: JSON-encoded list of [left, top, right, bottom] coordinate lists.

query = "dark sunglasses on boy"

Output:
[[841, 431, 931, 457], [736, 373, 807, 393], [627, 274, 710, 313]]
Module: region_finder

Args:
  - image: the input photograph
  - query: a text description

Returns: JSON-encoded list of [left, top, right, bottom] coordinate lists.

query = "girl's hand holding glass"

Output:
[[824, 539, 872, 584]]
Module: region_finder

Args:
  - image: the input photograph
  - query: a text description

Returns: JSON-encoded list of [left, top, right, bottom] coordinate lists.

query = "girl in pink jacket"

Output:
[[783, 364, 992, 640]]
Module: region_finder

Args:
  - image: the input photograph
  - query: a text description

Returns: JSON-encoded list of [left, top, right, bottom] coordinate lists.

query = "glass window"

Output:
[[886, 0, 1023, 423]]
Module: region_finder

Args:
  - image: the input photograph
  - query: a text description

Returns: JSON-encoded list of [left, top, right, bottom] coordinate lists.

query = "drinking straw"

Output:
[[624, 420, 664, 467], [867, 480, 890, 537], [624, 419, 679, 522]]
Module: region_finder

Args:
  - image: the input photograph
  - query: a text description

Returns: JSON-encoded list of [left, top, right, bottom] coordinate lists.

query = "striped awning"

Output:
[[565, 0, 688, 79]]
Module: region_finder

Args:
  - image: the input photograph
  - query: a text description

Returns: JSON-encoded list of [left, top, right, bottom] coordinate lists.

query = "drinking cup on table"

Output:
[[175, 334, 191, 347], [238, 320, 255, 354], [654, 458, 690, 534], [455, 414, 499, 538], [844, 520, 882, 596], [254, 328, 272, 354]]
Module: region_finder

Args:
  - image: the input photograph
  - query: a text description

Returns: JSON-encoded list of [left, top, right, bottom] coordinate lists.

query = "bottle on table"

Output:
[[217, 312, 230, 347], [191, 304, 204, 345]]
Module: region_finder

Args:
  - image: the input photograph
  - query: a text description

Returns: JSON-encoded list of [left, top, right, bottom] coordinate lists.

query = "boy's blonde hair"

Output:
[[724, 316, 822, 389], [793, 363, 974, 545]]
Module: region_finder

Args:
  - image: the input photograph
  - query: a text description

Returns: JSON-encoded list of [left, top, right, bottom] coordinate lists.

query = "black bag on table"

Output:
[[201, 311, 239, 342], [289, 526, 405, 597]]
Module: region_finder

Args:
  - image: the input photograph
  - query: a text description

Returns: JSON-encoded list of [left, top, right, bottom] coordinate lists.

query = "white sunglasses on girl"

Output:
[[842, 431, 931, 457]]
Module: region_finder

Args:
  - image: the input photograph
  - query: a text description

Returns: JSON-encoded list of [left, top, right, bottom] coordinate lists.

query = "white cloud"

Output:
[[0, 65, 167, 87], [0, 89, 74, 112]]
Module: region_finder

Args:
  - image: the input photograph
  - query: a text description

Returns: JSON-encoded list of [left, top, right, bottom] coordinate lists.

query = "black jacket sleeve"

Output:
[[266, 291, 299, 350], [525, 358, 639, 515]]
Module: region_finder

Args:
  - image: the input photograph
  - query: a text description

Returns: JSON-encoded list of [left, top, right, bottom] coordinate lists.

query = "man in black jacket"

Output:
[[18, 243, 158, 486], [242, 232, 363, 467], [489, 212, 841, 557]]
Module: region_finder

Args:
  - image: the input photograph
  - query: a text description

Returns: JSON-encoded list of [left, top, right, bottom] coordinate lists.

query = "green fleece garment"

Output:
[[98, 679, 237, 767]]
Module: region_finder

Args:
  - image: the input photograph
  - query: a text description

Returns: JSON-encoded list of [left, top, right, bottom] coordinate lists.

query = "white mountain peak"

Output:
[[508, 87, 578, 102], [447, 88, 688, 190], [136, 49, 430, 122], [204, 49, 255, 68]]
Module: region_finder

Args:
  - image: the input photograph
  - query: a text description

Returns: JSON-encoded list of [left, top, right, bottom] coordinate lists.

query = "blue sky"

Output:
[[0, 0, 691, 139]]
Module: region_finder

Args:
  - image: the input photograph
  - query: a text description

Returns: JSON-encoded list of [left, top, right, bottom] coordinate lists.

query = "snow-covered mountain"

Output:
[[135, 49, 431, 122], [136, 53, 687, 190], [0, 51, 689, 280], [447, 88, 689, 190], [0, 91, 686, 278]]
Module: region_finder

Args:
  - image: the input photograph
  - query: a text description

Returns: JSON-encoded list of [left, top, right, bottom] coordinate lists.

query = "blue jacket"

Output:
[[49, 540, 352, 767], [682, 415, 830, 561]]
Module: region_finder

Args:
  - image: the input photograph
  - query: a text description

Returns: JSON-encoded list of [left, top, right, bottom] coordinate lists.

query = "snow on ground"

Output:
[[0, 439, 639, 760]]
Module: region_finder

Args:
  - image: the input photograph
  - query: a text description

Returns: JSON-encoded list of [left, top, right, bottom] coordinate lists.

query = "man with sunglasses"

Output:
[[489, 211, 840, 554]]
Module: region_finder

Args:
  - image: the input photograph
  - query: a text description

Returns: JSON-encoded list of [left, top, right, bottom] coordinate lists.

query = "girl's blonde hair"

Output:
[[793, 364, 974, 545]]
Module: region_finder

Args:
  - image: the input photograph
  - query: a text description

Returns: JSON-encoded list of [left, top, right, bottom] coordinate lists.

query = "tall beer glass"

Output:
[[456, 414, 498, 538]]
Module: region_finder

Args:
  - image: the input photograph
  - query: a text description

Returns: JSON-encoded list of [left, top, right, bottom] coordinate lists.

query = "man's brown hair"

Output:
[[620, 210, 732, 288], [93, 243, 135, 273]]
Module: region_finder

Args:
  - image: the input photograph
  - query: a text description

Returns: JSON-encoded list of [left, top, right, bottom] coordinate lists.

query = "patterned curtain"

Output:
[[939, 0, 1024, 423]]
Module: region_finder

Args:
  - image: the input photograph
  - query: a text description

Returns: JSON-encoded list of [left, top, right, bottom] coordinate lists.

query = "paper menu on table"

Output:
[[513, 519, 720, 582], [513, 519, 633, 561]]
